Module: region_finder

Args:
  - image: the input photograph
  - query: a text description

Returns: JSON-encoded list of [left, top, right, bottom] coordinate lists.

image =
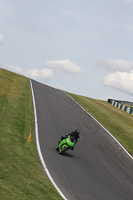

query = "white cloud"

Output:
[[45, 59, 82, 75], [0, 33, 4, 44], [2, 65, 54, 82], [9, 65, 22, 73], [97, 59, 133, 72], [103, 71, 133, 94], [3, 65, 22, 73], [27, 68, 54, 80], [55, 84, 65, 90]]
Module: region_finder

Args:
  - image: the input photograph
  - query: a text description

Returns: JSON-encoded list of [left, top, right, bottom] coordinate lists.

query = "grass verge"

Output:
[[65, 92, 133, 156], [0, 68, 63, 200]]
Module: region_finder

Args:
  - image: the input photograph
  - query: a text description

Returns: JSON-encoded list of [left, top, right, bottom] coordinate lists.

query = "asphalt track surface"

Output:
[[31, 80, 133, 200]]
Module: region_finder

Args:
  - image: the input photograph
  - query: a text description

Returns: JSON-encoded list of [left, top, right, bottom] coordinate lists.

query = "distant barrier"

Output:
[[108, 99, 133, 115]]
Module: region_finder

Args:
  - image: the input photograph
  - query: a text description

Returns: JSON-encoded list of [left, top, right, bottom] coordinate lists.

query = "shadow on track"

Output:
[[55, 150, 74, 157]]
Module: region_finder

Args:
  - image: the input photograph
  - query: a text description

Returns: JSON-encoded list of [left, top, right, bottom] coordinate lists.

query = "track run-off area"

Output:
[[31, 79, 133, 200]]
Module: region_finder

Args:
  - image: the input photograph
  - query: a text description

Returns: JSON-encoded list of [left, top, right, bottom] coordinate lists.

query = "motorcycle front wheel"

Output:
[[59, 145, 68, 154]]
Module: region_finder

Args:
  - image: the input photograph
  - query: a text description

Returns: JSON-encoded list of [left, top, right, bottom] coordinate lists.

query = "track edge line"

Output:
[[65, 92, 133, 160], [30, 79, 67, 200]]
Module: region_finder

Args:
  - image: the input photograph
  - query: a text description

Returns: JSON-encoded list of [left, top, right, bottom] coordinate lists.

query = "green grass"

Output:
[[0, 68, 63, 200], [1, 68, 133, 200], [65, 92, 133, 156]]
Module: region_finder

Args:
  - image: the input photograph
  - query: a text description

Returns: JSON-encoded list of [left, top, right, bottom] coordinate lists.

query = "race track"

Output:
[[31, 80, 133, 200]]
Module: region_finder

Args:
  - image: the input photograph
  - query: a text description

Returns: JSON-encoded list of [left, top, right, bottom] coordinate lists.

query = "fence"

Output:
[[108, 99, 133, 115]]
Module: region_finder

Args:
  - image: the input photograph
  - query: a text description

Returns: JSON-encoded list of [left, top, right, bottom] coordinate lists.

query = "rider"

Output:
[[57, 129, 80, 151]]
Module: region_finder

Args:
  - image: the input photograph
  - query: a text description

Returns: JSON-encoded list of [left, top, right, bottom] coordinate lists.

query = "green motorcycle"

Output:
[[56, 135, 75, 154]]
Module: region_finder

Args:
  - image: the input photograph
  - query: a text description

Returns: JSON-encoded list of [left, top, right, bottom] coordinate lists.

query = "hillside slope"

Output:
[[65, 92, 133, 156], [0, 68, 62, 200]]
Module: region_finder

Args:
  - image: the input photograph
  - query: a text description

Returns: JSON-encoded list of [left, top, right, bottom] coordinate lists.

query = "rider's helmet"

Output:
[[74, 129, 80, 138]]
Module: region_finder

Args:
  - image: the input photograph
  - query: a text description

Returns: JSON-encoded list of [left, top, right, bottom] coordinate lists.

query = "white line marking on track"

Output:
[[30, 80, 67, 200], [65, 93, 133, 160]]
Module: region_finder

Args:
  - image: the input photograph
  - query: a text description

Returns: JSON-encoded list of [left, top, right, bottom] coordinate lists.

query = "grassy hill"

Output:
[[0, 68, 63, 200], [65, 92, 133, 156], [0, 68, 132, 200]]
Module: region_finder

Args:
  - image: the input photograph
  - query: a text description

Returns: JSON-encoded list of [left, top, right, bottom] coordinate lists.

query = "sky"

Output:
[[0, 0, 133, 101]]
